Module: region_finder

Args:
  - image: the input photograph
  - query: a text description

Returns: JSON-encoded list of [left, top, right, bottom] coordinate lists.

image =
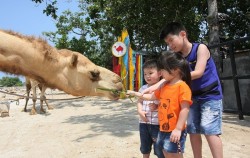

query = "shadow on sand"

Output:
[[52, 97, 139, 140], [223, 112, 250, 128]]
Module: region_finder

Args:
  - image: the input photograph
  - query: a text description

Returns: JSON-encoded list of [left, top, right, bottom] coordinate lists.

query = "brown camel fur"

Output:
[[0, 30, 123, 100], [24, 77, 53, 115]]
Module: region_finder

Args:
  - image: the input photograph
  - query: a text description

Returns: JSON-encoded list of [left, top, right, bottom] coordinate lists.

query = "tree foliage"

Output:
[[85, 0, 203, 52], [32, 0, 58, 19], [33, 0, 250, 68], [0, 77, 23, 87], [218, 0, 250, 40]]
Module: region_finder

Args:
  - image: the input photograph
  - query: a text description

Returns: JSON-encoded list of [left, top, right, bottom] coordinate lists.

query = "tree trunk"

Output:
[[207, 0, 221, 73]]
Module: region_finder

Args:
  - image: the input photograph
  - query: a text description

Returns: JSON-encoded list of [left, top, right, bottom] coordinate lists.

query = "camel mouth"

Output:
[[96, 87, 124, 100], [107, 89, 128, 100]]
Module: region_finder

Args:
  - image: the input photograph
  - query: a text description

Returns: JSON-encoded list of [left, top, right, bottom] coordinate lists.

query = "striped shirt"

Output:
[[139, 84, 159, 125]]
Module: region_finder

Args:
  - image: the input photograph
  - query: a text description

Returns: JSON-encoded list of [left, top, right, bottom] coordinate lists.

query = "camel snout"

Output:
[[112, 74, 122, 83]]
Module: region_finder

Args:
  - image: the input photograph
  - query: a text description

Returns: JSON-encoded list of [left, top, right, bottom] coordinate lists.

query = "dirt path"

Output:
[[0, 87, 250, 158]]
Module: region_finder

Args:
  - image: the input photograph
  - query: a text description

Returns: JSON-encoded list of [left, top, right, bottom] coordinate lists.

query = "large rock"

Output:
[[0, 101, 10, 117]]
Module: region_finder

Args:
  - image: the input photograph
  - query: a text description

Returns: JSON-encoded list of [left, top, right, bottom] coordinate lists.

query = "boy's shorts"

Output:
[[139, 123, 164, 158], [156, 130, 187, 153], [187, 99, 223, 135]]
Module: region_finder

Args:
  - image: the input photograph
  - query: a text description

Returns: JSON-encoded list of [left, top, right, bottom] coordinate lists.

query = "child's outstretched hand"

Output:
[[126, 90, 143, 98]]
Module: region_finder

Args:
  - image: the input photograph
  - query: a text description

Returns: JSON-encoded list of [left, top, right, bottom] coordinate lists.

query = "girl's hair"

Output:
[[157, 51, 191, 87], [159, 22, 187, 40]]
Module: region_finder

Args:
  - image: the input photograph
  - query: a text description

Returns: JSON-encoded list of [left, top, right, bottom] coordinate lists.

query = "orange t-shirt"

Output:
[[154, 81, 192, 132]]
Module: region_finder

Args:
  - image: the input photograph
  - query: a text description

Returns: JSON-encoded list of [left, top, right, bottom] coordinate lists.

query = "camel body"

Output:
[[0, 30, 123, 99]]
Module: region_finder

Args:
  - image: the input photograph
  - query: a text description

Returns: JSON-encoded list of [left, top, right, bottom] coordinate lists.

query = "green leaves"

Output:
[[32, 0, 58, 19], [34, 0, 249, 68], [96, 88, 134, 101], [0, 77, 23, 87]]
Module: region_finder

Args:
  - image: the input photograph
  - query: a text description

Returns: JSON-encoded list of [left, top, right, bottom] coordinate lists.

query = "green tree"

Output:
[[32, 0, 58, 19], [42, 8, 111, 68], [218, 0, 250, 40], [0, 77, 23, 87], [41, 0, 202, 67], [33, 0, 249, 68]]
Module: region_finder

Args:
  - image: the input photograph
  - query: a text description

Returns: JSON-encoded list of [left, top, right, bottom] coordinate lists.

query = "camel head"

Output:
[[0, 30, 124, 100], [58, 49, 124, 100]]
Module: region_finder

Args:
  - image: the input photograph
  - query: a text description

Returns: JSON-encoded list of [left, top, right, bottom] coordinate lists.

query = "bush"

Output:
[[0, 77, 23, 87]]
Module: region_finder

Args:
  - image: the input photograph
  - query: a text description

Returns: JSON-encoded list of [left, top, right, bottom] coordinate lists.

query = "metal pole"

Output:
[[228, 44, 244, 120]]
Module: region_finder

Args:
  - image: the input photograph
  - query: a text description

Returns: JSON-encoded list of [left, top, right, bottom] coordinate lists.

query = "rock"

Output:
[[0, 101, 10, 117], [1, 111, 9, 117]]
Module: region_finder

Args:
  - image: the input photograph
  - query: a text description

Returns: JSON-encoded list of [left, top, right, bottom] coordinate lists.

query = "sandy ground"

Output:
[[0, 87, 250, 158]]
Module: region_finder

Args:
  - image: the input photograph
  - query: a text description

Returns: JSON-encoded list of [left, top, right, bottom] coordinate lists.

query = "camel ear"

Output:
[[70, 54, 78, 67]]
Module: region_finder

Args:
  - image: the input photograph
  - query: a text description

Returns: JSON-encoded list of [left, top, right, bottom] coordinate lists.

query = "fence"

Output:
[[209, 36, 250, 120]]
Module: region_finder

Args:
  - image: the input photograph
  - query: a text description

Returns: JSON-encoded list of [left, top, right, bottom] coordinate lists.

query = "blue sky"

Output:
[[0, 0, 79, 82]]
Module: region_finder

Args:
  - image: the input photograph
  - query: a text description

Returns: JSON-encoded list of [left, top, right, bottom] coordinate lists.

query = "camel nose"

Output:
[[112, 74, 122, 83], [116, 82, 124, 91]]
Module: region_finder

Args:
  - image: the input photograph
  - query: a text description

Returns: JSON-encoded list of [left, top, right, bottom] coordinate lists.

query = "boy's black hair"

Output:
[[142, 59, 159, 71], [159, 22, 187, 40], [157, 51, 191, 87]]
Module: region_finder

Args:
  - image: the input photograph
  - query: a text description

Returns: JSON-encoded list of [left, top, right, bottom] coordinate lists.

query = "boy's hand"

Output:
[[138, 111, 148, 122], [170, 128, 182, 143], [148, 103, 158, 111]]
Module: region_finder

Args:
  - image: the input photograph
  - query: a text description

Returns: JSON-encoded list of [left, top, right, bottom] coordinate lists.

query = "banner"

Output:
[[113, 29, 143, 91]]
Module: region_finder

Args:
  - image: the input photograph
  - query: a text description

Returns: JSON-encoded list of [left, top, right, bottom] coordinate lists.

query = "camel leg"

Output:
[[30, 81, 37, 115], [39, 85, 46, 114], [23, 80, 31, 112], [43, 86, 53, 110], [45, 99, 53, 110]]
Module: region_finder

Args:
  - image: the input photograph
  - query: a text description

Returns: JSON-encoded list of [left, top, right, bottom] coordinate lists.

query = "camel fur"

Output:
[[0, 30, 123, 100]]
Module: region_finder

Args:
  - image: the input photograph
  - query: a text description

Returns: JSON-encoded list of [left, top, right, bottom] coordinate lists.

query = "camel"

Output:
[[24, 77, 53, 115], [0, 30, 123, 101]]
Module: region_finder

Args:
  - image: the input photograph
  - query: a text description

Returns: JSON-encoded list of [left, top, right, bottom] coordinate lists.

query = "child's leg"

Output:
[[200, 99, 223, 158], [205, 135, 223, 158], [189, 134, 202, 158], [187, 100, 202, 157], [158, 131, 187, 158], [163, 152, 183, 158], [151, 125, 164, 158], [143, 154, 150, 158], [139, 123, 153, 157]]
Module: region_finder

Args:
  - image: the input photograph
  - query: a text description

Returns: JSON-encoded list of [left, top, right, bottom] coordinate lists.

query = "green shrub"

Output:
[[0, 77, 23, 87]]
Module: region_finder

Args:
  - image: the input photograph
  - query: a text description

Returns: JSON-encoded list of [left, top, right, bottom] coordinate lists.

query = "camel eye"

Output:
[[89, 69, 100, 81]]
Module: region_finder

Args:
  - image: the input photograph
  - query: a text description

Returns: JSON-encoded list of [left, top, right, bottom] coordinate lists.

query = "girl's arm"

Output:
[[141, 79, 166, 94], [191, 44, 210, 80], [170, 101, 190, 143], [126, 90, 157, 100]]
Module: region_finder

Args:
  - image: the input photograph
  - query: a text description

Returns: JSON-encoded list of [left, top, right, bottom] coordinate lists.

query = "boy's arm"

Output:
[[170, 101, 190, 143], [191, 44, 210, 80], [141, 79, 166, 94], [137, 99, 148, 122]]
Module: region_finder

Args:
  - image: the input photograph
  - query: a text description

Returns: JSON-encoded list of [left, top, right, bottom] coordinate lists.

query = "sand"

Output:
[[0, 87, 250, 158]]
